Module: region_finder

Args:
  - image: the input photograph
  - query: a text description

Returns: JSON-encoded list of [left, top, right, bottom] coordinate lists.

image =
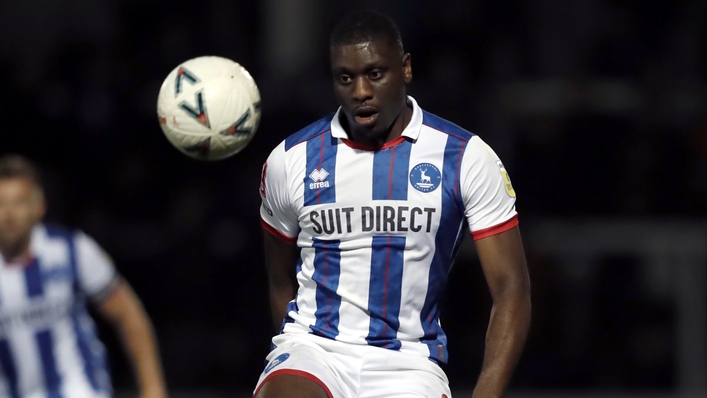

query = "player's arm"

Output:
[[262, 228, 300, 330], [258, 143, 300, 331], [96, 280, 168, 398], [472, 226, 531, 398]]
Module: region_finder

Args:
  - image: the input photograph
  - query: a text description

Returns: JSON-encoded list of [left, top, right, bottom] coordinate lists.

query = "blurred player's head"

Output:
[[0, 155, 46, 260], [329, 10, 412, 146]]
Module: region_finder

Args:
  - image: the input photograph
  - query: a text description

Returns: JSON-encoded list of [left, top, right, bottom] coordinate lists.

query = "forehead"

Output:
[[330, 40, 399, 69], [0, 177, 40, 196]]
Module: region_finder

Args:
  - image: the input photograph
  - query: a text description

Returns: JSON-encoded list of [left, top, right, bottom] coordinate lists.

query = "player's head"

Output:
[[330, 10, 404, 55], [329, 10, 412, 145], [0, 155, 46, 257]]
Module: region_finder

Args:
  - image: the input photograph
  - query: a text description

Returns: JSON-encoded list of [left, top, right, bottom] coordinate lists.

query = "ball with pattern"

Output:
[[157, 56, 261, 160]]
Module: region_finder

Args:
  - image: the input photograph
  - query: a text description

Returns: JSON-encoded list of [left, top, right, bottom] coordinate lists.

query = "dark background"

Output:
[[1, 0, 706, 396]]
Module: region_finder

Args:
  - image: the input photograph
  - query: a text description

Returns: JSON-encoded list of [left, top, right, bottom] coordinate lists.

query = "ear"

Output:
[[36, 200, 46, 221], [32, 187, 47, 221], [402, 53, 412, 83]]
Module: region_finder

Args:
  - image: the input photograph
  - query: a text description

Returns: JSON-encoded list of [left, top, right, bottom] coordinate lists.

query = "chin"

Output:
[[0, 231, 27, 246], [353, 125, 386, 139]]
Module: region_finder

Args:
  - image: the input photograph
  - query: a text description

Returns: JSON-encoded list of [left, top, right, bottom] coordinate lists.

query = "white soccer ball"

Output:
[[157, 56, 261, 160]]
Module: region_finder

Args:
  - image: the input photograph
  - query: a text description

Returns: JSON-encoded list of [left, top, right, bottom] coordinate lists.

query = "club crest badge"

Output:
[[410, 163, 442, 193]]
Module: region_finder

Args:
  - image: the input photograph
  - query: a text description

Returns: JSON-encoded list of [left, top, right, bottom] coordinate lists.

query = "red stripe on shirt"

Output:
[[388, 146, 396, 199]]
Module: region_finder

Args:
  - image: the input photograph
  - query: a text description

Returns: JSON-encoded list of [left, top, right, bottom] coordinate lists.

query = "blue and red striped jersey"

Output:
[[259, 96, 518, 364]]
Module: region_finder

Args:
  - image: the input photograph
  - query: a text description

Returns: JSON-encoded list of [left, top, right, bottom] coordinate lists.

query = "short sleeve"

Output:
[[460, 137, 519, 240], [74, 231, 120, 300], [259, 141, 299, 243]]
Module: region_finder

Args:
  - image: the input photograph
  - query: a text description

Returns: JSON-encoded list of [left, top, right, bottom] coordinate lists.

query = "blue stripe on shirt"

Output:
[[63, 231, 102, 391], [0, 339, 20, 398], [310, 238, 342, 339], [372, 140, 412, 200], [25, 258, 64, 396], [35, 330, 62, 398], [366, 235, 405, 350], [51, 227, 109, 393], [23, 259, 43, 297], [304, 130, 338, 206], [420, 127, 470, 364], [284, 114, 334, 151]]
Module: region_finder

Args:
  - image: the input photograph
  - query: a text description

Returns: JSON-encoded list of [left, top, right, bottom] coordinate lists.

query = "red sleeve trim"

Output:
[[260, 219, 297, 245], [253, 369, 334, 398], [471, 215, 519, 241]]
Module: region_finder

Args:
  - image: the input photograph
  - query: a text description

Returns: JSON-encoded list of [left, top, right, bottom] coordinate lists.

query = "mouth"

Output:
[[353, 106, 379, 126]]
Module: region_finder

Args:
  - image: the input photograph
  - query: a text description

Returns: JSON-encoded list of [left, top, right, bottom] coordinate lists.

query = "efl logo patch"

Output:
[[264, 353, 290, 374], [410, 163, 441, 193], [496, 160, 516, 197]]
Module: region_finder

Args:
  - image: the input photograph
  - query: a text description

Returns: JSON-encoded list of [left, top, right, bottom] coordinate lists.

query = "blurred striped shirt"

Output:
[[0, 224, 116, 398]]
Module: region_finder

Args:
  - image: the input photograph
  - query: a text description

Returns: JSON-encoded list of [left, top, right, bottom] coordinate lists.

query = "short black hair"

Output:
[[330, 10, 404, 54], [0, 154, 43, 188]]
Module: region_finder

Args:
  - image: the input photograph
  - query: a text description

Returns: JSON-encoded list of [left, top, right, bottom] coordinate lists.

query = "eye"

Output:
[[369, 70, 382, 80], [338, 74, 352, 84]]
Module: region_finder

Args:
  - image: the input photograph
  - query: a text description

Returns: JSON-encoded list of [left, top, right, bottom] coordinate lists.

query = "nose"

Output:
[[352, 76, 373, 102]]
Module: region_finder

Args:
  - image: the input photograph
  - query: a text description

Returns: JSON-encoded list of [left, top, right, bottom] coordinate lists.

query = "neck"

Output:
[[0, 236, 32, 264], [347, 102, 413, 148], [384, 103, 413, 144]]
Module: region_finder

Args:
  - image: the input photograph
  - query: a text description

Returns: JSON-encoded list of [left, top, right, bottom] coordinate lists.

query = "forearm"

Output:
[[115, 303, 167, 397], [473, 290, 531, 398], [263, 230, 300, 331], [269, 281, 297, 330], [101, 283, 167, 398]]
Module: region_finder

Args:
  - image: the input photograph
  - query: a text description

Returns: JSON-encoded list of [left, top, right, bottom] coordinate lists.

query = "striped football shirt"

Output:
[[0, 224, 116, 398], [259, 96, 518, 364]]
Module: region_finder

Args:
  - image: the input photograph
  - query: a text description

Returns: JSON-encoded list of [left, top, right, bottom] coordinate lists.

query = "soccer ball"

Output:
[[157, 56, 261, 160]]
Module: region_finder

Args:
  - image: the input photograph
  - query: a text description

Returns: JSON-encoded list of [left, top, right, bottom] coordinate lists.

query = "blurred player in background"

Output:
[[255, 10, 531, 398], [0, 154, 167, 398]]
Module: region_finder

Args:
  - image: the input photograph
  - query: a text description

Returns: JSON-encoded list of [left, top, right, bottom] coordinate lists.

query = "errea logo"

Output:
[[309, 168, 330, 190]]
